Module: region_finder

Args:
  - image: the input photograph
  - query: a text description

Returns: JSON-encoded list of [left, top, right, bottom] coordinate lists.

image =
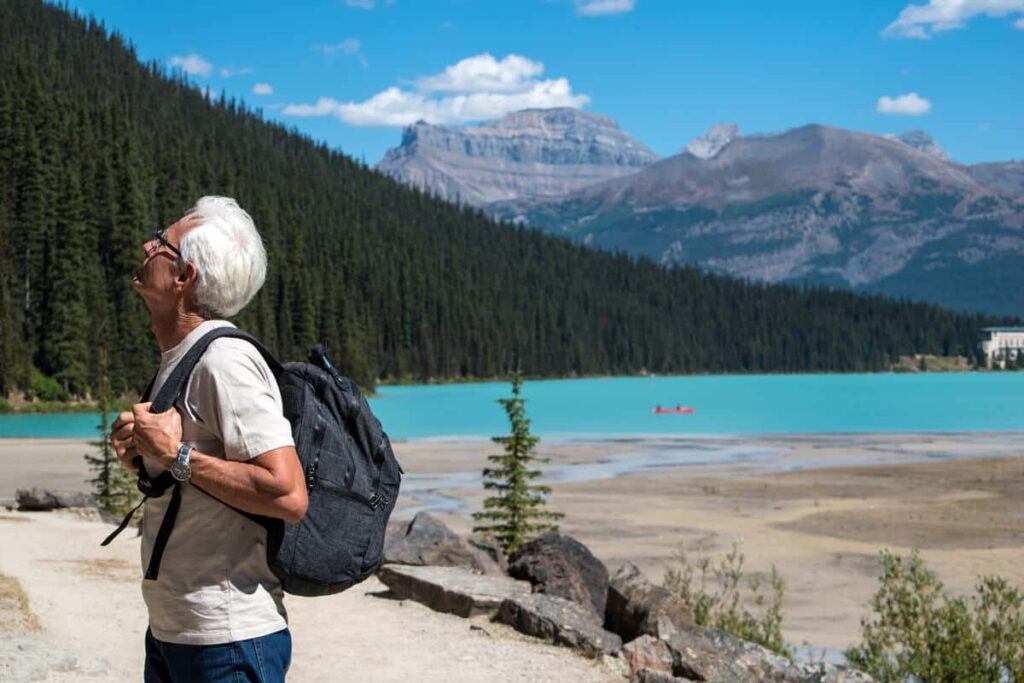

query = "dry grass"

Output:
[[0, 573, 42, 634], [39, 558, 138, 583], [0, 514, 32, 523]]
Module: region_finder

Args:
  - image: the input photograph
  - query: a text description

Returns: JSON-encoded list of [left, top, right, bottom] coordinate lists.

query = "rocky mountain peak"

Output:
[[377, 107, 659, 206], [886, 130, 953, 163], [683, 123, 741, 159]]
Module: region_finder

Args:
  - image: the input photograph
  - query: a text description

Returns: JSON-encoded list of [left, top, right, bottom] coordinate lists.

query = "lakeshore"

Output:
[[2, 432, 1023, 672]]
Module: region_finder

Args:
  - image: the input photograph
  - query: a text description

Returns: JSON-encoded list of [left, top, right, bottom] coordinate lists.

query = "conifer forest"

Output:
[[0, 0, 1008, 399]]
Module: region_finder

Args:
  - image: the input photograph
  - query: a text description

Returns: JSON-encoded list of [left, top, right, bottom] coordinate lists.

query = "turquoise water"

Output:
[[2, 373, 1022, 439]]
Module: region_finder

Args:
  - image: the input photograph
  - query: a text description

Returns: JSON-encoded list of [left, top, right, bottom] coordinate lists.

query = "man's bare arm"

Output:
[[188, 447, 308, 524], [128, 402, 307, 523]]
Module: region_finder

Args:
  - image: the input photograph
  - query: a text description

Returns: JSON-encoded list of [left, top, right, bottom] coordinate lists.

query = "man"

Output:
[[110, 196, 308, 682]]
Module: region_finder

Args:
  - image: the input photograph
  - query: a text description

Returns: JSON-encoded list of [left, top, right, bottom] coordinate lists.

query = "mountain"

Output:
[[887, 130, 952, 162], [494, 124, 1024, 316], [375, 108, 659, 206], [683, 123, 741, 159], [968, 162, 1024, 195], [0, 0, 1007, 399]]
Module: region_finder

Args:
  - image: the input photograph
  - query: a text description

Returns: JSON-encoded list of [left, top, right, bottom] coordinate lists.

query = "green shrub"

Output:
[[846, 550, 1024, 682], [472, 372, 563, 554], [664, 542, 792, 657], [28, 366, 67, 402]]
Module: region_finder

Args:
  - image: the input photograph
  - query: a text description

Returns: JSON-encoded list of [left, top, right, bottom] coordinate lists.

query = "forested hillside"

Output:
[[0, 0, 1008, 399]]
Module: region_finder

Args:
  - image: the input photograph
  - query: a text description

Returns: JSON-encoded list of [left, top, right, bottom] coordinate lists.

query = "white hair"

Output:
[[178, 196, 267, 318]]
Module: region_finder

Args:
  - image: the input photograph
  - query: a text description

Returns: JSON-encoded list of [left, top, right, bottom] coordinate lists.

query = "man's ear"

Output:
[[175, 261, 198, 287]]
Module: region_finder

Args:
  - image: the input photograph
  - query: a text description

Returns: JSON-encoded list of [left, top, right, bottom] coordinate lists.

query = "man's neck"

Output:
[[151, 310, 209, 353]]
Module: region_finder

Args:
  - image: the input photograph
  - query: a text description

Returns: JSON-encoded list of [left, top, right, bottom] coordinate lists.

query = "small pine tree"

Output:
[[83, 348, 139, 516], [472, 372, 564, 554]]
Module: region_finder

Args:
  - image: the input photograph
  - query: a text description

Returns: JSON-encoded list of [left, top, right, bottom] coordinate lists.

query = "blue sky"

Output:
[[62, 0, 1023, 164]]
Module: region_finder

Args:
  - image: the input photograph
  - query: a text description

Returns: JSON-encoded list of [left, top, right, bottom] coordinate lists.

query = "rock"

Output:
[[605, 562, 695, 642], [665, 628, 808, 683], [621, 635, 674, 679], [376, 564, 530, 618], [508, 531, 608, 615], [494, 593, 623, 656], [383, 512, 503, 575], [635, 669, 695, 683], [468, 536, 509, 575], [15, 488, 95, 511]]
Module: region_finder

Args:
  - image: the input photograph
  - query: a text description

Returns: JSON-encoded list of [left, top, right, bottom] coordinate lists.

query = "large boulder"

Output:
[[508, 532, 608, 616], [621, 635, 675, 680], [494, 593, 623, 656], [663, 628, 877, 683], [376, 564, 530, 617], [383, 512, 504, 575], [665, 627, 802, 682], [605, 563, 695, 642], [16, 488, 95, 511]]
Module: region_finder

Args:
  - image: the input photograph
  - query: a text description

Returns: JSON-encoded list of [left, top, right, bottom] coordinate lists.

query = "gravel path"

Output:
[[0, 511, 625, 682]]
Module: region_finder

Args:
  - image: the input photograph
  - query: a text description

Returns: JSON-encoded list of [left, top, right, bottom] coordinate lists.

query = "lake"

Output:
[[1, 372, 1022, 439]]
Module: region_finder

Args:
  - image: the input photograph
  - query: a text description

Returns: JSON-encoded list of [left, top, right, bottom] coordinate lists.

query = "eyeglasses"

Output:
[[146, 229, 182, 260]]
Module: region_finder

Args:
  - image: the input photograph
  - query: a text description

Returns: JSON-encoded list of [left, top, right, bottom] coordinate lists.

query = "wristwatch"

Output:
[[170, 443, 193, 482]]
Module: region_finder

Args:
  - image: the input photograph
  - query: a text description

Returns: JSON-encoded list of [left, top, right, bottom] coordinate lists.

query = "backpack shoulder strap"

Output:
[[148, 327, 283, 413], [103, 327, 283, 558]]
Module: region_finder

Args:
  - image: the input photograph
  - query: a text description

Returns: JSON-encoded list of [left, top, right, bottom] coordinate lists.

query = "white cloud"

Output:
[[1015, 15, 1024, 26], [252, 83, 274, 95], [169, 53, 213, 77], [317, 39, 367, 66], [346, 0, 375, 8], [575, 0, 636, 16], [283, 52, 589, 127], [877, 92, 932, 116], [219, 66, 254, 78], [883, 0, 1024, 38], [320, 39, 362, 56], [415, 54, 544, 94]]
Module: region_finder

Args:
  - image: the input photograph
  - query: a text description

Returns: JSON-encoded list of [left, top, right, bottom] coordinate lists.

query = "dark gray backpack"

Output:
[[103, 328, 402, 596]]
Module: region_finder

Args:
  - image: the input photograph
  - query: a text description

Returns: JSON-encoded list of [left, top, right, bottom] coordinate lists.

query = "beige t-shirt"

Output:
[[140, 320, 295, 645]]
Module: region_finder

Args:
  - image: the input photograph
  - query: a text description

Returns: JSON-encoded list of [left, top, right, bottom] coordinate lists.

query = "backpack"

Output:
[[102, 327, 403, 597]]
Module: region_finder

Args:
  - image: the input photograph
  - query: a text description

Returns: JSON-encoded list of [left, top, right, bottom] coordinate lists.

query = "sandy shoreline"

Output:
[[2, 432, 1024, 676]]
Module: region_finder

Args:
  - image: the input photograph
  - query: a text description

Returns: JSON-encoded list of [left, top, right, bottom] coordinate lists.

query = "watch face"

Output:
[[171, 460, 191, 481]]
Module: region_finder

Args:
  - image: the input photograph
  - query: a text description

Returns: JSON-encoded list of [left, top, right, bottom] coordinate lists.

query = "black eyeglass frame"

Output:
[[151, 229, 182, 260]]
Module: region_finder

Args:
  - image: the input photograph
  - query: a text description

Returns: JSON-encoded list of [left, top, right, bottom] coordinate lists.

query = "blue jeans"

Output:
[[144, 628, 292, 683]]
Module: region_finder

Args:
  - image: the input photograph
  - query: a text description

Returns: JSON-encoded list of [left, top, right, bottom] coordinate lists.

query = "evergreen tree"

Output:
[[45, 163, 90, 394], [0, 0, 1016, 401], [472, 372, 564, 554], [83, 347, 138, 515]]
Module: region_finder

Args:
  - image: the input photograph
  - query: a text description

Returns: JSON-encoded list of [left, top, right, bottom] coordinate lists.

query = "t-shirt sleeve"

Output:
[[186, 340, 295, 461]]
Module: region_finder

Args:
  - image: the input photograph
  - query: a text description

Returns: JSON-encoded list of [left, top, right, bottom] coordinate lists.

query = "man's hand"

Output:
[[131, 402, 184, 470], [111, 411, 140, 474]]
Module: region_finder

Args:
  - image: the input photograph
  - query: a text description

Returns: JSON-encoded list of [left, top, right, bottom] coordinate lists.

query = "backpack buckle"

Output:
[[369, 493, 388, 510]]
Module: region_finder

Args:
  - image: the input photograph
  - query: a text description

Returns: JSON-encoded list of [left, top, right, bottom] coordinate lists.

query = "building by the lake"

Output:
[[979, 327, 1024, 366]]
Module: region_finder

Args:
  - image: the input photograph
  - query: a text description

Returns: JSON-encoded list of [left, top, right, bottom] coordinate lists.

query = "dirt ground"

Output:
[[2, 432, 1023, 675]]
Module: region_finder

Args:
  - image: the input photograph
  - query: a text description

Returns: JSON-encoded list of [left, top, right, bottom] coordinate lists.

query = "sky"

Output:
[[60, 0, 1024, 165]]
